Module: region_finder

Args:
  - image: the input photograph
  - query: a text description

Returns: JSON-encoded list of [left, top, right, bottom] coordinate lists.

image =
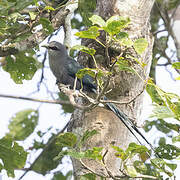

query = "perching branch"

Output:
[[0, 93, 84, 109], [58, 84, 98, 110], [0, 83, 97, 111]]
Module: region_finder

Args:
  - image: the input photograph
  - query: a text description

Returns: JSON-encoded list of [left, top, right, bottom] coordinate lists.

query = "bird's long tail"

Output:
[[90, 88, 155, 153], [103, 96, 155, 152]]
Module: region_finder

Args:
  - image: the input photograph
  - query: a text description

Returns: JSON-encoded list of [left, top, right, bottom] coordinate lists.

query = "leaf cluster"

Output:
[[54, 130, 102, 161], [73, 15, 148, 91], [0, 0, 56, 83], [0, 109, 38, 177]]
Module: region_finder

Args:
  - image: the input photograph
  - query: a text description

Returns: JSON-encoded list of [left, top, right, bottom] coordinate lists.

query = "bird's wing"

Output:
[[66, 57, 83, 77], [66, 57, 96, 90]]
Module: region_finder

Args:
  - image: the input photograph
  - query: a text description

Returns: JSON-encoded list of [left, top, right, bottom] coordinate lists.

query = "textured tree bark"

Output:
[[171, 4, 180, 60], [69, 0, 155, 178]]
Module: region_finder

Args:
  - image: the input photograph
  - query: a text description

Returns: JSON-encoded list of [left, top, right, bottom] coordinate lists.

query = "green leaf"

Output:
[[166, 0, 180, 10], [143, 120, 154, 132], [75, 26, 100, 39], [166, 163, 177, 171], [133, 160, 147, 173], [151, 158, 174, 177], [44, 6, 55, 11], [58, 92, 74, 113], [0, 17, 7, 28], [76, 68, 109, 79], [89, 15, 106, 27], [56, 132, 77, 148], [84, 147, 103, 160], [111, 145, 127, 160], [52, 171, 73, 180], [156, 36, 168, 52], [146, 80, 164, 105], [9, 12, 24, 23], [56, 147, 103, 161], [134, 38, 148, 55], [32, 134, 63, 175], [172, 62, 180, 69], [156, 119, 171, 133], [120, 38, 133, 47], [0, 137, 27, 177], [52, 172, 66, 180], [155, 144, 180, 160], [126, 54, 146, 68], [7, 109, 38, 140], [175, 76, 180, 80], [3, 52, 39, 84], [79, 130, 98, 147], [72, 45, 96, 56], [0, 1, 14, 16], [163, 93, 180, 120], [78, 0, 97, 26], [159, 137, 166, 146], [158, 119, 180, 133], [116, 32, 129, 39], [172, 135, 180, 143], [144, 119, 177, 134], [144, 163, 161, 178], [13, 32, 32, 43], [76, 67, 110, 88], [80, 173, 96, 180], [29, 12, 37, 20], [125, 166, 138, 177], [169, 101, 180, 120], [147, 81, 180, 120], [33, 0, 39, 6], [76, 68, 95, 79], [116, 58, 135, 73], [56, 150, 84, 160], [39, 17, 54, 34], [126, 143, 149, 155], [104, 16, 130, 35], [116, 32, 133, 47], [150, 104, 174, 119], [12, 0, 33, 12]]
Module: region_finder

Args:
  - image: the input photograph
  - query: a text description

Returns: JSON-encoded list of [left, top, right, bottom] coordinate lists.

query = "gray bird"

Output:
[[43, 41, 96, 91], [43, 41, 155, 151]]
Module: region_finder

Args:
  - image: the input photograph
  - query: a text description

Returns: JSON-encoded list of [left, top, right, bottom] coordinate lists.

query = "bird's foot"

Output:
[[79, 90, 97, 105]]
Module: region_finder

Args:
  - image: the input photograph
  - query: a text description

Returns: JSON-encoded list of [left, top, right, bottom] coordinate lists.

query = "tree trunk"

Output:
[[171, 5, 180, 61], [69, 0, 155, 178]]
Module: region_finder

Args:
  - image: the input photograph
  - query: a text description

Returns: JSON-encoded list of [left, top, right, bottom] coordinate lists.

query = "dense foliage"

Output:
[[0, 0, 179, 179]]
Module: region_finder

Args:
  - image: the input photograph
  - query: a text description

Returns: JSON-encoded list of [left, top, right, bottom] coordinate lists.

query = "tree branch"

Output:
[[58, 84, 97, 110], [63, 0, 78, 49], [0, 93, 84, 109], [0, 6, 69, 57]]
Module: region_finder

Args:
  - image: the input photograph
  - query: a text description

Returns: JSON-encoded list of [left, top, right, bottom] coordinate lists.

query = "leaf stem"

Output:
[[96, 39, 106, 48]]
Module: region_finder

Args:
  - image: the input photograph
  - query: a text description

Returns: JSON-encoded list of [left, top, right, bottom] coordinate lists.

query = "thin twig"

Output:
[[79, 159, 108, 179], [95, 54, 119, 102], [37, 50, 47, 91], [73, 76, 78, 91]]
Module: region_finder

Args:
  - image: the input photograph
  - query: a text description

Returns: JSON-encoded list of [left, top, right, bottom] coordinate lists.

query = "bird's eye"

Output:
[[50, 46, 58, 50]]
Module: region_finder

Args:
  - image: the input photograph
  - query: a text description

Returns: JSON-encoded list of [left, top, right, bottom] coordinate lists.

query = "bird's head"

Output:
[[42, 41, 68, 59]]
